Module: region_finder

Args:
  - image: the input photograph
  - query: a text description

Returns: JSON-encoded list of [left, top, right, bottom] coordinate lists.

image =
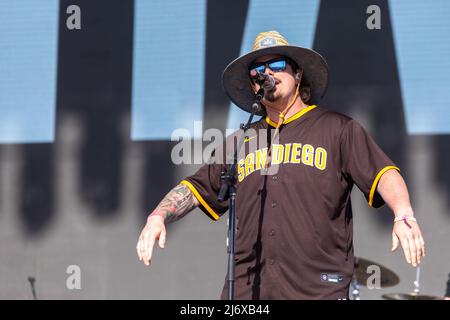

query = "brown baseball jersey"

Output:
[[180, 105, 399, 300]]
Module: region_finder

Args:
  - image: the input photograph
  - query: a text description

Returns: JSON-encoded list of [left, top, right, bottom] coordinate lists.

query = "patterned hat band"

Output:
[[252, 31, 289, 51]]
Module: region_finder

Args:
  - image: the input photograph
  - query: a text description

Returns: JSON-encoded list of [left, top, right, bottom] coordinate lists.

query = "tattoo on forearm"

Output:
[[149, 184, 199, 223]]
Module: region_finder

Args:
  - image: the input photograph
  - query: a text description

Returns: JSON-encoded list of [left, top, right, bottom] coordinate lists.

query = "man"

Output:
[[136, 31, 425, 299]]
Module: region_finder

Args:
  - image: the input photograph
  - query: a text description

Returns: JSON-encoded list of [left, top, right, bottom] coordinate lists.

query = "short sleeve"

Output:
[[181, 146, 229, 220], [340, 120, 400, 208]]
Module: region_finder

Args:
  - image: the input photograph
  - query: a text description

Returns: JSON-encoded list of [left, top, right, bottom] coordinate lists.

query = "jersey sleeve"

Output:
[[340, 119, 400, 208], [180, 146, 229, 221]]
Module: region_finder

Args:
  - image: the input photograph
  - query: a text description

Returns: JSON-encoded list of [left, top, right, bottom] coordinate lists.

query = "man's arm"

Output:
[[136, 183, 200, 266], [149, 183, 200, 223], [377, 169, 425, 267]]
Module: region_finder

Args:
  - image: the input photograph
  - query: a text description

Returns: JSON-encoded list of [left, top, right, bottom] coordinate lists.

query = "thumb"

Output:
[[159, 229, 166, 249], [392, 232, 399, 252]]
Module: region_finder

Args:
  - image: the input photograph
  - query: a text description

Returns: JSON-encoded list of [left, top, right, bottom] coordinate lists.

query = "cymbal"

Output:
[[353, 257, 400, 287], [382, 293, 445, 300]]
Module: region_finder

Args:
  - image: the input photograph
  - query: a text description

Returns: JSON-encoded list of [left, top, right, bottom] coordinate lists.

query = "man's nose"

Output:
[[264, 64, 273, 75]]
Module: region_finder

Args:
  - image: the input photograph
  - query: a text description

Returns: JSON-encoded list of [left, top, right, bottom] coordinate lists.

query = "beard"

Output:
[[265, 88, 279, 102]]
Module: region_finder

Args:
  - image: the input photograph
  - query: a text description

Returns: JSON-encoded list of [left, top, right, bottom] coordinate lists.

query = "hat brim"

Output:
[[222, 45, 329, 116]]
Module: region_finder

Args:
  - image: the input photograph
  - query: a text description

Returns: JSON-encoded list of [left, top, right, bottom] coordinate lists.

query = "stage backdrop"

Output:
[[0, 0, 449, 299]]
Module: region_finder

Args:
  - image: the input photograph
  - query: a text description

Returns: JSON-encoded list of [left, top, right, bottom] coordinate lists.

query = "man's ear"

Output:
[[300, 86, 311, 103], [294, 69, 303, 82]]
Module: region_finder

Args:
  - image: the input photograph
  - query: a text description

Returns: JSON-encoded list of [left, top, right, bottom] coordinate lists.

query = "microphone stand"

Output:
[[218, 87, 265, 300]]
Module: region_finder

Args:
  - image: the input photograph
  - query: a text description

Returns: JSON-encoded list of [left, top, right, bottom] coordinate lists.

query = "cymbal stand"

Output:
[[413, 266, 421, 294], [350, 275, 361, 300]]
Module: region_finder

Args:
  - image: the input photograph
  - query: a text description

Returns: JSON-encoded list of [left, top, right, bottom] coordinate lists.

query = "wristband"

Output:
[[394, 215, 417, 223]]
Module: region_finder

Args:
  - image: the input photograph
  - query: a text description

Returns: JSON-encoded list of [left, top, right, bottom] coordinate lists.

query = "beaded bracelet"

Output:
[[394, 215, 417, 223]]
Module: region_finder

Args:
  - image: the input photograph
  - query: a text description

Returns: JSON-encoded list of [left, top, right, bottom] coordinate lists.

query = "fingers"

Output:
[[393, 220, 426, 267], [409, 224, 425, 266], [159, 229, 166, 249], [414, 233, 422, 264], [136, 231, 157, 266], [419, 231, 426, 257], [398, 231, 418, 267], [415, 228, 426, 262], [143, 232, 156, 266], [399, 236, 411, 265], [408, 236, 418, 267], [136, 237, 143, 261], [137, 236, 148, 264], [137, 233, 147, 261], [392, 233, 399, 252], [136, 218, 167, 267]]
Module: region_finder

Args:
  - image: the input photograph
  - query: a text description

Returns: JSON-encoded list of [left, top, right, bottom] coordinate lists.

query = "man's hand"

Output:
[[392, 219, 425, 267], [135, 183, 199, 267], [136, 215, 166, 266], [376, 169, 426, 267]]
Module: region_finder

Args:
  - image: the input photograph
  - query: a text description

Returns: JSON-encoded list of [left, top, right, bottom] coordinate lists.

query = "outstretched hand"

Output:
[[136, 215, 166, 267], [392, 219, 425, 267]]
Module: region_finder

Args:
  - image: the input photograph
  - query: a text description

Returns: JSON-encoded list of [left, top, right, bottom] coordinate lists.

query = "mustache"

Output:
[[268, 77, 281, 90]]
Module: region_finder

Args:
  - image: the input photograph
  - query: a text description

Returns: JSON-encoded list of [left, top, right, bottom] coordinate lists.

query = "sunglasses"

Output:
[[249, 58, 287, 74]]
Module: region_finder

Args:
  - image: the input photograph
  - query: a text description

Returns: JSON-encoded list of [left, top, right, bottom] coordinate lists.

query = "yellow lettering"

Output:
[[284, 143, 292, 163], [245, 153, 255, 176], [291, 143, 302, 164], [255, 148, 268, 170], [302, 144, 314, 166], [315, 147, 327, 170], [237, 159, 245, 182], [271, 144, 284, 165]]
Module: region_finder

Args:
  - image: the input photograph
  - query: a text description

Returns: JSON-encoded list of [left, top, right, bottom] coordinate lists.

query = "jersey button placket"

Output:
[[268, 200, 277, 270]]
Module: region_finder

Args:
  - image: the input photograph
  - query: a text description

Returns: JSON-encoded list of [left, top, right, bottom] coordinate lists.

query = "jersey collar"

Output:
[[265, 105, 317, 127]]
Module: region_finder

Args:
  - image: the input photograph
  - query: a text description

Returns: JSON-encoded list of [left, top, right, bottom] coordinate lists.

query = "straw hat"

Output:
[[222, 30, 328, 116]]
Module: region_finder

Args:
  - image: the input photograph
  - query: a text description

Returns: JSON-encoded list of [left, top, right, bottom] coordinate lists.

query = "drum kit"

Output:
[[351, 257, 447, 300]]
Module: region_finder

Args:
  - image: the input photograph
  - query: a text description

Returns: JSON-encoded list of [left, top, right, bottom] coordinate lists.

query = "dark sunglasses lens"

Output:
[[269, 60, 286, 71], [250, 59, 287, 75], [251, 64, 265, 74]]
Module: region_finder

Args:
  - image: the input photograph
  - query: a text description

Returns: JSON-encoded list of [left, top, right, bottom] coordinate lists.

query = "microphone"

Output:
[[250, 70, 276, 91]]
